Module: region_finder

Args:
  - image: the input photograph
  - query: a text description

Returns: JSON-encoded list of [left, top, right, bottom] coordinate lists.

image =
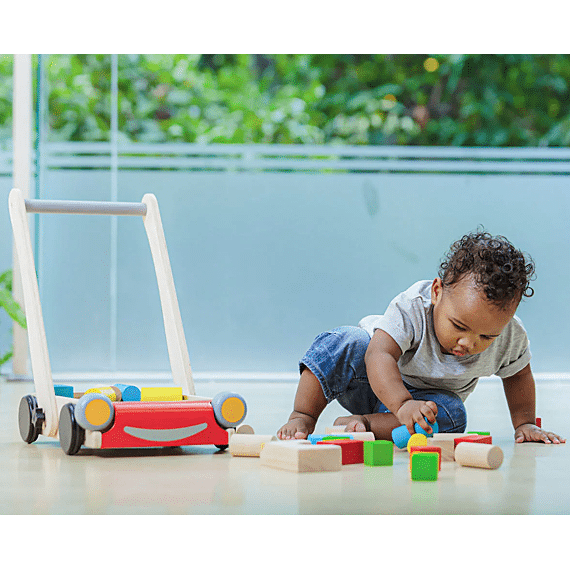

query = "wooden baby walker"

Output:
[[9, 188, 247, 455]]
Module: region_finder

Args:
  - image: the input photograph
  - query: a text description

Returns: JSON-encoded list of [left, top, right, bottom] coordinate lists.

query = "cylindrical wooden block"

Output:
[[85, 386, 121, 402], [455, 442, 503, 469], [229, 434, 277, 457]]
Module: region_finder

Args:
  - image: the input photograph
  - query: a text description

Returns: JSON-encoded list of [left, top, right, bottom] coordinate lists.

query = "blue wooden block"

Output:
[[113, 383, 141, 401], [54, 384, 74, 398], [392, 419, 439, 449]]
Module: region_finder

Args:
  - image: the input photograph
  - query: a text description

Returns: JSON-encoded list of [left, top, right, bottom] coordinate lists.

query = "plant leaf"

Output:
[[0, 288, 27, 329]]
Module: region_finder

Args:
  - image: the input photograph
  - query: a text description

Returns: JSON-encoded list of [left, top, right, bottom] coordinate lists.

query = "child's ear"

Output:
[[431, 278, 443, 305]]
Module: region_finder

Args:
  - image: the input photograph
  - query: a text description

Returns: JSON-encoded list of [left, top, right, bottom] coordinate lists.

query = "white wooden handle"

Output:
[[9, 188, 58, 436]]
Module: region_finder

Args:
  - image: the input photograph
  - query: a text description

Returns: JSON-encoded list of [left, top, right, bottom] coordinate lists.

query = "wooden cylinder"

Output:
[[455, 442, 503, 469], [229, 434, 278, 457]]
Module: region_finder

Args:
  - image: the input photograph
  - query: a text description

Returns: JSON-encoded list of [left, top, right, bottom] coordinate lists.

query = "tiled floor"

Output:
[[0, 376, 568, 515]]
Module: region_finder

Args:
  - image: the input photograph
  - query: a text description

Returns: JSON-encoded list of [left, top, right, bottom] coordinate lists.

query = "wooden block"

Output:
[[536, 417, 542, 428], [235, 424, 255, 434], [53, 384, 74, 398], [140, 386, 183, 401], [322, 435, 351, 440], [260, 441, 342, 472], [325, 426, 349, 434], [411, 452, 439, 481], [364, 440, 393, 466], [85, 386, 121, 402], [467, 431, 491, 436], [344, 432, 375, 441], [318, 439, 364, 464], [454, 434, 492, 447], [114, 383, 141, 402], [409, 445, 442, 470], [229, 434, 277, 457], [430, 433, 457, 461], [311, 432, 375, 443], [455, 442, 503, 469], [407, 433, 428, 452]]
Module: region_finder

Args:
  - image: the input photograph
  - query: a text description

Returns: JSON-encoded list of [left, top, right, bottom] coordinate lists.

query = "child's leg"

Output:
[[278, 326, 375, 439], [277, 368, 328, 439], [334, 387, 467, 440]]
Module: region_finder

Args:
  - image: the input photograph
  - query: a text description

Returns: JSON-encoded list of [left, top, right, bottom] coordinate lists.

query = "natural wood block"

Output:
[[455, 442, 503, 469], [260, 441, 342, 472], [229, 434, 277, 457]]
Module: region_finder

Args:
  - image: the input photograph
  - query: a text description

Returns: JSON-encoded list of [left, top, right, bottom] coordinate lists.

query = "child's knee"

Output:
[[430, 391, 467, 433]]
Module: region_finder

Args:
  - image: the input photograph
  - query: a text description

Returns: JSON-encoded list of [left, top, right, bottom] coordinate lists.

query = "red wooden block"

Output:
[[454, 434, 492, 448], [317, 438, 364, 464], [409, 445, 442, 470], [536, 417, 542, 428]]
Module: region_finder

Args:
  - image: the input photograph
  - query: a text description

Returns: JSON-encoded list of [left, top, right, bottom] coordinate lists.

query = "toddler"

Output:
[[278, 231, 565, 444]]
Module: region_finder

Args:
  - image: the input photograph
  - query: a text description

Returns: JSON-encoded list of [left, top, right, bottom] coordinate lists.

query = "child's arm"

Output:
[[365, 329, 437, 435], [502, 364, 565, 444]]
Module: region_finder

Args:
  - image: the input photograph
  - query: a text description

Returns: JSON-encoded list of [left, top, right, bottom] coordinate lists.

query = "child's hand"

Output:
[[396, 399, 438, 436], [515, 423, 566, 444]]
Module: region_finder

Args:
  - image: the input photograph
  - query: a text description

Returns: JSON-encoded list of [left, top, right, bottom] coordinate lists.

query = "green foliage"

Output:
[[0, 270, 26, 367], [2, 54, 570, 146]]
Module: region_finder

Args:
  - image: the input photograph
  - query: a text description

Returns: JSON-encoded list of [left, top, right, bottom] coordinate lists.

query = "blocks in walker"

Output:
[[317, 438, 364, 465], [363, 440, 393, 466], [114, 383, 141, 402], [410, 452, 439, 481], [260, 440, 342, 473], [54, 384, 74, 398], [140, 386, 183, 401]]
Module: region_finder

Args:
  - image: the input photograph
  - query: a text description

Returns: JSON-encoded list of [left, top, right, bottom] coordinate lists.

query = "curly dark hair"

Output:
[[438, 230, 535, 308]]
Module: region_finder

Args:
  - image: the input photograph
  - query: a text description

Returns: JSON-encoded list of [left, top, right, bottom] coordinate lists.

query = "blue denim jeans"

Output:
[[300, 326, 467, 433]]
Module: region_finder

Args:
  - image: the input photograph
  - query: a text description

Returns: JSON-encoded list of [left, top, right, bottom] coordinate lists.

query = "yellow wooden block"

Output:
[[85, 386, 120, 402], [407, 433, 428, 453], [140, 386, 184, 402]]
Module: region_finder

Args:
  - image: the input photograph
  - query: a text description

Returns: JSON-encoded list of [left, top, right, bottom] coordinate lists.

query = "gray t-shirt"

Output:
[[358, 280, 531, 401]]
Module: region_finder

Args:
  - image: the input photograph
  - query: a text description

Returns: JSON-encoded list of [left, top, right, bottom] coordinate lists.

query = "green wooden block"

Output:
[[322, 435, 351, 440], [468, 431, 491, 436], [411, 452, 439, 481], [363, 440, 393, 466]]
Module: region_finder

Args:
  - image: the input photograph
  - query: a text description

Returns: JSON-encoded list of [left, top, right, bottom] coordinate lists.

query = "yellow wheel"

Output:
[[211, 392, 247, 428], [74, 393, 114, 431]]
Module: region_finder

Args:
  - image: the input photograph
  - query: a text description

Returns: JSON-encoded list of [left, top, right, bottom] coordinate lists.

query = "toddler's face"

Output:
[[430, 276, 518, 357]]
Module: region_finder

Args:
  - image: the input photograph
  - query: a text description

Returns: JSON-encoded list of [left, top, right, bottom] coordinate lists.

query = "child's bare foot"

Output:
[[333, 414, 370, 433], [277, 413, 317, 440]]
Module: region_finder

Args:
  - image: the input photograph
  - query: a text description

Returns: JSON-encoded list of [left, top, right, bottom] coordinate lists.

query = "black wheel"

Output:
[[215, 444, 229, 451], [18, 395, 42, 443], [59, 403, 85, 456]]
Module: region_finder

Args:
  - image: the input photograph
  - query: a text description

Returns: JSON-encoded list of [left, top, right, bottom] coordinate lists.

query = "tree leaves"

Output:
[[1, 54, 570, 146]]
